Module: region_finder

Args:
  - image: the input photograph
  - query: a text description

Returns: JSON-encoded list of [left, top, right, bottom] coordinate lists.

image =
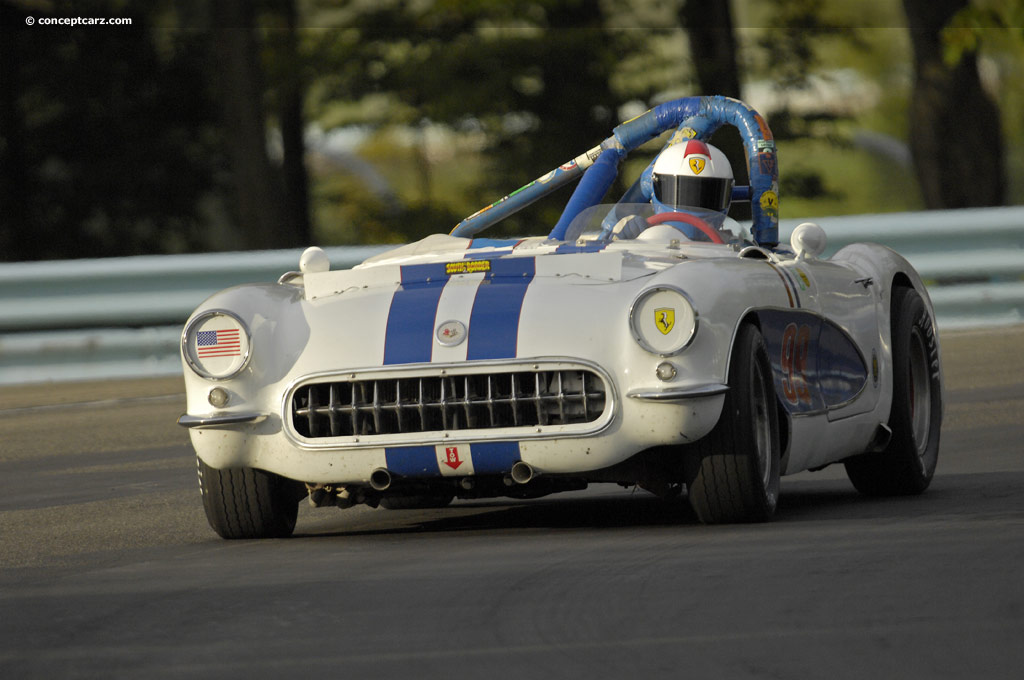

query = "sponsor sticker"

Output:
[[446, 260, 491, 275], [668, 127, 698, 145], [759, 190, 779, 220], [689, 157, 706, 175]]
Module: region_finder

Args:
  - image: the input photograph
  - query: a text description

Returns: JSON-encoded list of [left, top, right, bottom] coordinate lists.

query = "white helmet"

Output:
[[652, 140, 734, 213]]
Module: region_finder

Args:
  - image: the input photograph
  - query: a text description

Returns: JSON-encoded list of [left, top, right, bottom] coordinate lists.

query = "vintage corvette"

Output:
[[179, 96, 942, 538]]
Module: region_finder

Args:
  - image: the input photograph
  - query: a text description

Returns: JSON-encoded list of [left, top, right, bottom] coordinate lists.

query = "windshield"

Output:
[[561, 203, 749, 245]]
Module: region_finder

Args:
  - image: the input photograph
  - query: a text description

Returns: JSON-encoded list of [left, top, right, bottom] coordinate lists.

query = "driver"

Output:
[[652, 139, 734, 214], [611, 139, 737, 241]]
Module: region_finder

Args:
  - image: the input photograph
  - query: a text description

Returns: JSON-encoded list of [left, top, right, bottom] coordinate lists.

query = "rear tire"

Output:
[[197, 457, 302, 539], [845, 286, 941, 495], [685, 323, 781, 523]]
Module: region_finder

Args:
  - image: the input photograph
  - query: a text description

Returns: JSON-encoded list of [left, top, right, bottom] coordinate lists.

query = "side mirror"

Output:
[[790, 222, 827, 260]]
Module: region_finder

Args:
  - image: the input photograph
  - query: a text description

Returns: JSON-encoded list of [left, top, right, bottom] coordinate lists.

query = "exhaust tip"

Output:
[[369, 468, 392, 491], [510, 461, 535, 485]]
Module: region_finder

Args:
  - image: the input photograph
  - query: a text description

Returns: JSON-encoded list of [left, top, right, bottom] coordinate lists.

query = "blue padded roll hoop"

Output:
[[548, 149, 623, 241], [617, 96, 779, 246], [458, 95, 779, 246]]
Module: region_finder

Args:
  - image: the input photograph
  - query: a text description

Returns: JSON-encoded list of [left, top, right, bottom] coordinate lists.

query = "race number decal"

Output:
[[780, 323, 812, 406], [758, 310, 866, 415]]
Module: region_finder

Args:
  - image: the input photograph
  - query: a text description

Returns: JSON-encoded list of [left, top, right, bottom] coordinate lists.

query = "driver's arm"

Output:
[[610, 214, 648, 240]]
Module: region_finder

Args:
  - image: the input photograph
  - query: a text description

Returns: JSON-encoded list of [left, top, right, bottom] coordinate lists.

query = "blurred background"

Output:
[[2, 0, 1022, 262]]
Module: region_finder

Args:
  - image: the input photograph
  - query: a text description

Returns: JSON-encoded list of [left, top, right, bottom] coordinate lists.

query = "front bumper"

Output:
[[182, 386, 725, 485]]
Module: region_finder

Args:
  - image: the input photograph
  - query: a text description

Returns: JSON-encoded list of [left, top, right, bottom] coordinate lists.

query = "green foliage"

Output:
[[942, 1, 1024, 66], [4, 0, 1022, 261], [0, 0, 229, 261], [300, 0, 653, 240]]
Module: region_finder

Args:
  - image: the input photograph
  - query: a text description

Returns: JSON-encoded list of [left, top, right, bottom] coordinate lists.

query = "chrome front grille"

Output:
[[291, 368, 607, 439]]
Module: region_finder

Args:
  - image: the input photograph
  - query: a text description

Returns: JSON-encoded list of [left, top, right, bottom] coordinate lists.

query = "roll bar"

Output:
[[450, 95, 779, 247]]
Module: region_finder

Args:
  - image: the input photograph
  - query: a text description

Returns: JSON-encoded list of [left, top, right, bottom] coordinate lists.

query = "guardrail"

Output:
[[1, 207, 1021, 385]]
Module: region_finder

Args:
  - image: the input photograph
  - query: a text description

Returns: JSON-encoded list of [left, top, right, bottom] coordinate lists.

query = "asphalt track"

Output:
[[1, 327, 1022, 679]]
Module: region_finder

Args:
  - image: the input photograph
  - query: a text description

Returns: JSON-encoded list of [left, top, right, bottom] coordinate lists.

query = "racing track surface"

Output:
[[1, 327, 1022, 679]]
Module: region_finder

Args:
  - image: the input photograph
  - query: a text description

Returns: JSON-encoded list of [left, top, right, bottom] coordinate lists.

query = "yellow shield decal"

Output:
[[654, 308, 675, 335], [688, 157, 706, 175]]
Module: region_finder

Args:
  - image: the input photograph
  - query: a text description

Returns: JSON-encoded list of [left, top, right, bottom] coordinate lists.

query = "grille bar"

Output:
[[291, 369, 607, 439]]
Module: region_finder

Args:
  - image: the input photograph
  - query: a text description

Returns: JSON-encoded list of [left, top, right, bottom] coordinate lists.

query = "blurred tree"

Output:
[[754, 0, 855, 208], [680, 0, 741, 98], [678, 0, 749, 220], [305, 0, 641, 237], [210, 0, 290, 250], [0, 0, 227, 261], [268, 0, 312, 246], [903, 0, 1005, 208]]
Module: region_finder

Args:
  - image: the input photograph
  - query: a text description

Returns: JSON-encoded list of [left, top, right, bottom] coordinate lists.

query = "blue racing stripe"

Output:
[[470, 442, 521, 474], [466, 258, 536, 360], [385, 446, 439, 477], [382, 263, 449, 365], [468, 238, 522, 250]]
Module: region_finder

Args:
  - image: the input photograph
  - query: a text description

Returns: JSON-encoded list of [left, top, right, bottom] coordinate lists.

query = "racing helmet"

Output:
[[652, 140, 734, 213]]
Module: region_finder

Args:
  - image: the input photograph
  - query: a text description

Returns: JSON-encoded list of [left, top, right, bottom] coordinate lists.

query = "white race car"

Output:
[[179, 96, 942, 538]]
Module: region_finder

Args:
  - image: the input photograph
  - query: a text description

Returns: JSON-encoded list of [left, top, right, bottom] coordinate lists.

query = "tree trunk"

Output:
[[211, 0, 284, 249], [276, 0, 311, 246], [0, 5, 31, 261], [903, 0, 1004, 208], [679, 0, 749, 220]]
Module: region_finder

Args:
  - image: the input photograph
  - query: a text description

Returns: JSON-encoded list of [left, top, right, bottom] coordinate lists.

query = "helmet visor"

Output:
[[653, 174, 734, 213]]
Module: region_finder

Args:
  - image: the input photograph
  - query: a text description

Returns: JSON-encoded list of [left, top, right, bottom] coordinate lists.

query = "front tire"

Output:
[[685, 323, 781, 523], [197, 457, 302, 539], [844, 286, 941, 495]]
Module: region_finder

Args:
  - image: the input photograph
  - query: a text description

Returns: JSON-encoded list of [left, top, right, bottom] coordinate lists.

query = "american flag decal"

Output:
[[196, 329, 241, 358]]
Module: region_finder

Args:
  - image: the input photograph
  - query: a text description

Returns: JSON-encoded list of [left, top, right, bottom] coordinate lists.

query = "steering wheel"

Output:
[[646, 212, 725, 244]]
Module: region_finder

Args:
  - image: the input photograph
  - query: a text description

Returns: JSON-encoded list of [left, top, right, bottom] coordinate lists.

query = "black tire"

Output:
[[845, 286, 941, 495], [197, 457, 302, 539], [685, 323, 781, 523]]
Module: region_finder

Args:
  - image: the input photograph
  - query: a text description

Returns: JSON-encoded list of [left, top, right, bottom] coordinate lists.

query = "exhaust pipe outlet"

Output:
[[369, 468, 392, 491], [510, 461, 536, 485]]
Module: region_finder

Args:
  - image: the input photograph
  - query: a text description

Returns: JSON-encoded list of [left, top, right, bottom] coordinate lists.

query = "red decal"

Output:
[[444, 446, 463, 470], [780, 323, 812, 405], [683, 139, 711, 157]]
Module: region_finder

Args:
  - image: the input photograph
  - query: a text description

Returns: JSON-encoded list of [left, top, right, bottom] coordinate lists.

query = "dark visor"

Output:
[[653, 174, 734, 212]]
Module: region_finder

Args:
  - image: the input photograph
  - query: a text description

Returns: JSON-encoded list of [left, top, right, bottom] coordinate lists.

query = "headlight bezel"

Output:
[[628, 285, 699, 357], [181, 309, 252, 381]]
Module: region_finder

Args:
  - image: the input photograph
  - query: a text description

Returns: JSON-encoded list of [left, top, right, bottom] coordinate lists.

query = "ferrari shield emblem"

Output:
[[688, 157, 706, 175], [654, 308, 675, 335]]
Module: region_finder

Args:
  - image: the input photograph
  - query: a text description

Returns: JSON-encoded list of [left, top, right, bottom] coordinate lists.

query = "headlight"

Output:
[[629, 286, 698, 356], [182, 310, 251, 380]]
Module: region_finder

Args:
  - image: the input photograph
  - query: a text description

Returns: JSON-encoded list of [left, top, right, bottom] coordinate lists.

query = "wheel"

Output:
[[685, 323, 781, 523], [196, 457, 302, 539], [845, 286, 941, 495], [380, 493, 455, 510]]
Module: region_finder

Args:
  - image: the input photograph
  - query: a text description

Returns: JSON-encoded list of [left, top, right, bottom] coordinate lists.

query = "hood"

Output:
[[302, 232, 733, 302]]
